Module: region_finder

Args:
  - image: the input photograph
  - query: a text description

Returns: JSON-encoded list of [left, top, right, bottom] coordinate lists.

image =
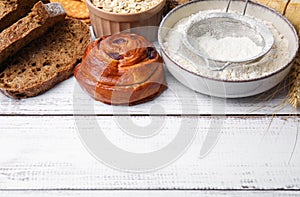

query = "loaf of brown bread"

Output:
[[283, 0, 300, 35], [0, 0, 50, 32], [0, 1, 66, 66], [255, 0, 300, 35], [0, 19, 91, 98]]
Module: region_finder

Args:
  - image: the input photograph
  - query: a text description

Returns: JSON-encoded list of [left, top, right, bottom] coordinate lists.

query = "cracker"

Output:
[[50, 0, 90, 19]]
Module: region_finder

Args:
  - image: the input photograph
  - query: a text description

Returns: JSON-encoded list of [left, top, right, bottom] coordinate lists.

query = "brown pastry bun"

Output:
[[74, 33, 167, 105]]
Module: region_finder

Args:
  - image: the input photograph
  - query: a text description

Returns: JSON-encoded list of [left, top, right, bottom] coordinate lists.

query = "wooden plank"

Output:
[[0, 72, 296, 115], [0, 116, 299, 190], [0, 191, 299, 197]]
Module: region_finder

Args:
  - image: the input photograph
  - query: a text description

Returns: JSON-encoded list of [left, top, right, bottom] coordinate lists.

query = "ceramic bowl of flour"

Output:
[[158, 0, 299, 98]]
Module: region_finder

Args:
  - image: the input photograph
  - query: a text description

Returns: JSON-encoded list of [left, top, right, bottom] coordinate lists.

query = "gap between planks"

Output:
[[0, 74, 298, 116], [0, 116, 299, 190], [0, 114, 300, 117], [0, 190, 299, 197]]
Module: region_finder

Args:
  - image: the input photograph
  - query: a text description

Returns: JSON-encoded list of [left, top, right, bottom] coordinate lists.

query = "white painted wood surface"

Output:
[[0, 116, 299, 190], [0, 62, 299, 194], [0, 191, 299, 197], [0, 72, 296, 115]]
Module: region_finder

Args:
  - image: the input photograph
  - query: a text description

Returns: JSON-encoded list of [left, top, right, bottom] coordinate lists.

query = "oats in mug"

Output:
[[92, 0, 162, 13]]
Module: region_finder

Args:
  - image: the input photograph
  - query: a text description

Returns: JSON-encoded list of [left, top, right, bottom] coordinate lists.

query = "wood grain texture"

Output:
[[0, 116, 299, 190], [0, 191, 299, 197], [0, 19, 297, 196], [0, 72, 296, 115]]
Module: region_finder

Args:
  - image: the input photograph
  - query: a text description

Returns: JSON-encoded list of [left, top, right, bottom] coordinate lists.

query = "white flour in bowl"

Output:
[[196, 35, 263, 61], [163, 10, 290, 81]]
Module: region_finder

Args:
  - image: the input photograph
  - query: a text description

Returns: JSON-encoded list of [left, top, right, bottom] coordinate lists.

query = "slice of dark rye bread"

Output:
[[0, 19, 91, 98], [0, 1, 66, 65], [0, 0, 50, 32]]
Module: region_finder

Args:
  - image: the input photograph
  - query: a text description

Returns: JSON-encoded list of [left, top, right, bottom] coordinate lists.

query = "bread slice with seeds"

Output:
[[0, 1, 66, 65], [0, 0, 50, 32], [0, 19, 91, 98]]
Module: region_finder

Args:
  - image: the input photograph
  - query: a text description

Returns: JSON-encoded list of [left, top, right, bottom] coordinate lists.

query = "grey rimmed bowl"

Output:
[[158, 0, 299, 98]]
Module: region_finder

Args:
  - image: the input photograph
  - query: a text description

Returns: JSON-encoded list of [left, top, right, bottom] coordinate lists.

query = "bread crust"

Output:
[[0, 2, 66, 65], [0, 19, 91, 98], [0, 0, 50, 32], [0, 64, 74, 98], [285, 0, 300, 35], [255, 0, 300, 35]]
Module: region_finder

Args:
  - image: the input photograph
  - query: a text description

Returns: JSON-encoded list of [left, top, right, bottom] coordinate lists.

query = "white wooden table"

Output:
[[0, 68, 299, 196]]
